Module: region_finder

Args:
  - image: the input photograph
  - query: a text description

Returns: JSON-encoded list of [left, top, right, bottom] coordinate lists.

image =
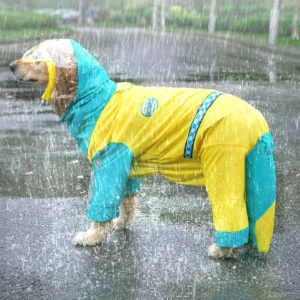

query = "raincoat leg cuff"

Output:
[[216, 227, 249, 248], [124, 178, 141, 196], [87, 204, 120, 222]]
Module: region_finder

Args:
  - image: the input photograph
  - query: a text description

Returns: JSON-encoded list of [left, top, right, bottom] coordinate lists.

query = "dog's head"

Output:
[[9, 50, 49, 85], [10, 39, 78, 117], [10, 39, 115, 119]]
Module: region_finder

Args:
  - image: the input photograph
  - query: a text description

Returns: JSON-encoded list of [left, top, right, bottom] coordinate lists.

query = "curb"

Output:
[[209, 32, 300, 61], [0, 30, 73, 45]]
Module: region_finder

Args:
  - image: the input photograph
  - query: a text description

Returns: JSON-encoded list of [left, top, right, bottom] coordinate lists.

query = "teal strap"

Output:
[[184, 91, 223, 158]]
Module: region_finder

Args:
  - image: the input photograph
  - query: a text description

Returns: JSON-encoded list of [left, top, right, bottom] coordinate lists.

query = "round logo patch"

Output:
[[141, 98, 159, 117]]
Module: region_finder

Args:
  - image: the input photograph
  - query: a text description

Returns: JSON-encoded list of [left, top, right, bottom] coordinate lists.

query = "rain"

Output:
[[0, 0, 300, 299]]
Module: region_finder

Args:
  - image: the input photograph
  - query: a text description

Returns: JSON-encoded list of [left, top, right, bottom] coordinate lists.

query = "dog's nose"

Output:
[[9, 61, 17, 71]]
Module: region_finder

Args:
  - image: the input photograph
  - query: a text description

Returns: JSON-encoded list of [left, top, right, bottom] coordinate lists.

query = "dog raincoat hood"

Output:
[[23, 39, 116, 155], [59, 39, 116, 156]]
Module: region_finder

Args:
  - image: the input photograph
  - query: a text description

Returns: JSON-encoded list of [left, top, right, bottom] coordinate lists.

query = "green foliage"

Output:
[[216, 14, 298, 37], [167, 5, 300, 39], [0, 27, 70, 40], [124, 6, 153, 25], [169, 5, 208, 29], [278, 15, 293, 37], [225, 15, 270, 34], [277, 36, 300, 46], [0, 11, 60, 30], [95, 5, 153, 26]]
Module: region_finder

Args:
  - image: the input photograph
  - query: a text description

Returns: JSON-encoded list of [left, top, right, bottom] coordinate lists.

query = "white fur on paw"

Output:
[[208, 243, 234, 259], [73, 231, 105, 246], [112, 217, 126, 230]]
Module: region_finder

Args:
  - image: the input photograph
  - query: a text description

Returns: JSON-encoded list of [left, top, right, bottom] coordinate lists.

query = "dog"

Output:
[[9, 39, 276, 259]]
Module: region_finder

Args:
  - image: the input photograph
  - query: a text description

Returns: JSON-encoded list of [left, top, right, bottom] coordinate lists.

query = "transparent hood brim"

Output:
[[21, 44, 56, 101]]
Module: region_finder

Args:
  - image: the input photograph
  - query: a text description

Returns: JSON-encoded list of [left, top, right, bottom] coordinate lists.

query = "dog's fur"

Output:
[[10, 49, 234, 259]]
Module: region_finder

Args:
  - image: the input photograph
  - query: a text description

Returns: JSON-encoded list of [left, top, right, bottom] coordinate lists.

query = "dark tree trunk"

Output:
[[194, 0, 204, 13], [291, 0, 300, 39], [235, 0, 240, 14]]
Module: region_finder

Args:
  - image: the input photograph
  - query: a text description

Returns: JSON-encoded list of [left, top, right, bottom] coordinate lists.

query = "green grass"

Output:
[[0, 10, 70, 41], [96, 21, 300, 47], [217, 30, 300, 47], [0, 27, 71, 41], [94, 2, 300, 47], [0, 11, 60, 30], [157, 24, 300, 47], [95, 21, 141, 28], [277, 36, 300, 47], [95, 13, 300, 47]]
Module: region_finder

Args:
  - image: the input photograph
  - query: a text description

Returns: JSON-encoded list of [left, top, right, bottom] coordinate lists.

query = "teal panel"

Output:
[[246, 132, 276, 223], [87, 143, 141, 222], [246, 132, 276, 250], [60, 40, 116, 156], [216, 227, 249, 248]]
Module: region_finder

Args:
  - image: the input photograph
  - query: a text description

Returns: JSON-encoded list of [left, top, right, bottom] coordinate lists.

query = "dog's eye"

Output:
[[24, 50, 43, 61]]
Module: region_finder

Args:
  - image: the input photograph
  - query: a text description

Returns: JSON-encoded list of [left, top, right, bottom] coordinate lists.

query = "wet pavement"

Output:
[[1, 28, 300, 299]]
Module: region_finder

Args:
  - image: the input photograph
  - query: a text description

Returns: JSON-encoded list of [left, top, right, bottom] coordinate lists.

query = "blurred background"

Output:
[[0, 0, 299, 46]]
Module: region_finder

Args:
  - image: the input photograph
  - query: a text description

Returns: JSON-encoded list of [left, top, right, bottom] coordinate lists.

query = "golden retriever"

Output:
[[9, 39, 276, 259]]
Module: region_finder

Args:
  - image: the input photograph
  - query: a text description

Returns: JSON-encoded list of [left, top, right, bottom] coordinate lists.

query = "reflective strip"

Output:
[[184, 91, 224, 158]]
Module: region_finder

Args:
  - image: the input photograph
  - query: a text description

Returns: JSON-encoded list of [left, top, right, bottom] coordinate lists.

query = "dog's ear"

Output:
[[50, 66, 78, 117]]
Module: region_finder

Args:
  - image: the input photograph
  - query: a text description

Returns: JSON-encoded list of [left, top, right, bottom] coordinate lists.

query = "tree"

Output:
[[194, 0, 204, 13], [269, 0, 280, 45], [291, 0, 299, 39], [208, 0, 217, 34], [152, 0, 158, 29], [235, 0, 240, 14], [120, 0, 125, 22], [161, 0, 166, 29], [255, 0, 260, 12], [78, 0, 83, 25]]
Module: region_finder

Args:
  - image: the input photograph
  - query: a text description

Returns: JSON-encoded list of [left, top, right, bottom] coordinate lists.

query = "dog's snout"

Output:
[[9, 61, 17, 71]]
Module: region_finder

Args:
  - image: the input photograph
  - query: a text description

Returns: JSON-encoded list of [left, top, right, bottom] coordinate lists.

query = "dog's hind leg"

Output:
[[201, 144, 250, 258], [113, 194, 137, 230], [208, 243, 234, 259], [73, 220, 113, 246]]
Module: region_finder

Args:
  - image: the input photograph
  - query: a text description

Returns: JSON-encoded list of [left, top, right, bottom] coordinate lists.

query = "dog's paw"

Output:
[[112, 217, 127, 230], [208, 243, 234, 259], [73, 231, 106, 246]]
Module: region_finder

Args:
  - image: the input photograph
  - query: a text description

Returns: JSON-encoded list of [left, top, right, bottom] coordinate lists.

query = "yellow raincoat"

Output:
[[21, 39, 276, 253], [88, 83, 276, 253]]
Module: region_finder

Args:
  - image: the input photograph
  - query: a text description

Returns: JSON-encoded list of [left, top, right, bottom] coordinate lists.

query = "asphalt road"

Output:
[[0, 28, 300, 300]]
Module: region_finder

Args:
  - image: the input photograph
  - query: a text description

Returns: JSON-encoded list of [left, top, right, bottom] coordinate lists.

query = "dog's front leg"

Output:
[[73, 220, 113, 246], [113, 194, 137, 230]]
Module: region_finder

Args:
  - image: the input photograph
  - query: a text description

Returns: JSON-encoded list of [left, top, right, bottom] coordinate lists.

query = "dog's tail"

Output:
[[246, 132, 276, 254]]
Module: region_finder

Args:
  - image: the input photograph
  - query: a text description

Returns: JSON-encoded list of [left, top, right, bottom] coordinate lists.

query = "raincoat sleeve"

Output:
[[87, 143, 141, 222]]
